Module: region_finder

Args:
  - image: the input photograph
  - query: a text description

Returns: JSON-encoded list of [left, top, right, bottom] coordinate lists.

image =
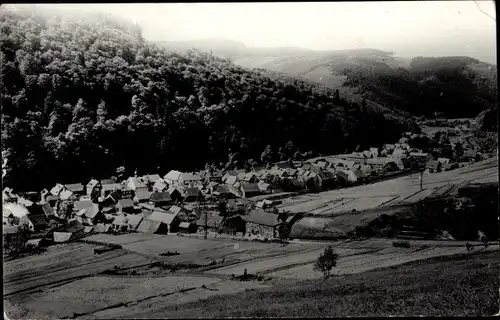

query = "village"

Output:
[[3, 118, 487, 250]]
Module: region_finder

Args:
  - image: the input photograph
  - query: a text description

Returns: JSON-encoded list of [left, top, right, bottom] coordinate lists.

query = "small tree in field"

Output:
[[313, 246, 339, 278]]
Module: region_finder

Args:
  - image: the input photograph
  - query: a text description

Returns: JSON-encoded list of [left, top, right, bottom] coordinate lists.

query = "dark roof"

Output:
[[27, 213, 50, 228], [213, 185, 230, 194], [244, 209, 280, 227], [196, 215, 223, 228], [242, 183, 260, 193], [150, 192, 172, 202], [117, 199, 134, 208], [100, 179, 117, 185], [64, 183, 84, 193], [41, 203, 54, 216], [426, 160, 440, 170], [185, 187, 201, 197]]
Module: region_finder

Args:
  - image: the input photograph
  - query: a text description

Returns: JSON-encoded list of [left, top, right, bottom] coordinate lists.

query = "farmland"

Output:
[[279, 156, 498, 238], [4, 233, 498, 318]]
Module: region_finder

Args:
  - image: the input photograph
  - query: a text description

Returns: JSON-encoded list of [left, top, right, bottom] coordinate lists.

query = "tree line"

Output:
[[1, 7, 413, 191]]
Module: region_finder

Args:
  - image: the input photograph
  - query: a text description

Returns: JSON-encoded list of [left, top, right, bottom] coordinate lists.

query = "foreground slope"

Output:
[[113, 252, 500, 317]]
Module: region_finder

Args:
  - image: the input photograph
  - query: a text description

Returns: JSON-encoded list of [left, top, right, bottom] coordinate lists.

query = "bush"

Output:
[[392, 240, 411, 248]]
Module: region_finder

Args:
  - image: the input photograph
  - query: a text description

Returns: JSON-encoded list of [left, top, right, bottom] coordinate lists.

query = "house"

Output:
[[337, 169, 358, 184], [179, 172, 203, 187], [240, 172, 259, 184], [256, 199, 274, 210], [425, 160, 441, 173], [116, 198, 134, 214], [369, 147, 379, 158], [212, 185, 234, 199], [17, 197, 33, 207], [362, 151, 373, 159], [178, 221, 197, 233], [241, 183, 261, 198], [100, 182, 122, 198], [126, 178, 151, 202], [224, 175, 238, 187], [22, 205, 50, 232], [59, 189, 74, 201], [75, 204, 105, 226], [314, 171, 336, 189], [243, 209, 282, 239], [153, 178, 168, 192], [399, 137, 409, 144], [184, 187, 202, 202], [41, 202, 55, 217], [112, 213, 143, 232], [164, 170, 183, 186], [101, 191, 120, 208], [354, 165, 373, 180], [391, 148, 408, 159], [86, 179, 101, 197], [203, 170, 223, 184], [149, 191, 173, 208], [437, 157, 450, 165], [196, 215, 223, 232], [50, 183, 65, 196], [462, 150, 478, 161], [167, 186, 183, 203], [222, 215, 246, 235], [149, 210, 181, 233], [141, 174, 162, 186], [64, 183, 85, 195], [222, 170, 238, 183], [53, 220, 85, 243], [285, 168, 298, 177], [257, 181, 272, 193], [273, 161, 294, 170], [136, 218, 169, 234], [383, 162, 400, 173]]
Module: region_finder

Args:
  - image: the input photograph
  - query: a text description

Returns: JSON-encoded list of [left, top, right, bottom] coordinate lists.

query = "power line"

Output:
[[474, 0, 496, 22]]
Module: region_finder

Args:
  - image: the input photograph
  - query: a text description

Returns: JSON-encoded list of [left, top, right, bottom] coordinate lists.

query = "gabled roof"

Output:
[[225, 176, 238, 185], [164, 170, 183, 181], [274, 161, 294, 169], [180, 172, 202, 181], [41, 203, 55, 216], [153, 178, 168, 191], [50, 184, 65, 196], [127, 177, 147, 190], [75, 200, 94, 210], [150, 192, 172, 202], [242, 183, 260, 193], [167, 205, 183, 217], [101, 183, 122, 191], [64, 183, 84, 193], [179, 222, 193, 229], [112, 214, 143, 229], [137, 219, 163, 233], [59, 189, 74, 201], [117, 198, 134, 208], [145, 174, 161, 183], [100, 178, 116, 185], [149, 211, 177, 225], [17, 197, 33, 207], [213, 184, 230, 194], [196, 215, 223, 228], [244, 209, 280, 227], [185, 187, 201, 197], [86, 179, 100, 189]]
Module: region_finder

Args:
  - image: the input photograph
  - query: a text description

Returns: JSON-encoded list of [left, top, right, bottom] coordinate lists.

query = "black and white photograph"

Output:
[[1, 1, 498, 318]]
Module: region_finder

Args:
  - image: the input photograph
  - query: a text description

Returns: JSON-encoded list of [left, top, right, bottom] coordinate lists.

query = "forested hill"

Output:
[[0, 8, 415, 191]]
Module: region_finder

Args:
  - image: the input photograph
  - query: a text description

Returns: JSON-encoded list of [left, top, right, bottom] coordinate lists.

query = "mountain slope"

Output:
[[0, 8, 415, 191], [163, 40, 496, 118]]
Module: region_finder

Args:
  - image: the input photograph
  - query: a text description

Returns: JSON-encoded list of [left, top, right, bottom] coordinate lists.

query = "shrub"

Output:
[[392, 240, 411, 248]]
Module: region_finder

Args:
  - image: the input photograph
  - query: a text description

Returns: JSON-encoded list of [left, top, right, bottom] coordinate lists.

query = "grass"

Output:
[[158, 252, 499, 317]]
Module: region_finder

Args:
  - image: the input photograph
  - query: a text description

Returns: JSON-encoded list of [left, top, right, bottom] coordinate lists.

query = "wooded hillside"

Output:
[[1, 7, 414, 191]]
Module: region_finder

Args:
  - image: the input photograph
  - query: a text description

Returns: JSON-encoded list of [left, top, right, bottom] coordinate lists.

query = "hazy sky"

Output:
[[14, 2, 499, 63]]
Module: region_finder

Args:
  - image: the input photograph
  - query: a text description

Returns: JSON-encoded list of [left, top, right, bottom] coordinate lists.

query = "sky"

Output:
[[11, 1, 499, 63]]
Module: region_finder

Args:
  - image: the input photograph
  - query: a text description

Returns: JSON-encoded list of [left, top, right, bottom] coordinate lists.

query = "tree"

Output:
[[260, 144, 273, 164], [5, 223, 31, 257], [313, 246, 339, 278]]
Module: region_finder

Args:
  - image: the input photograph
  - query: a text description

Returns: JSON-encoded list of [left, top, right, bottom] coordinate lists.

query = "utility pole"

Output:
[[420, 170, 423, 191], [204, 206, 208, 240]]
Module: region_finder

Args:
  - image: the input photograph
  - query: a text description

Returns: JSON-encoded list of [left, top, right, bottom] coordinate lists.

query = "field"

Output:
[[279, 157, 498, 238], [148, 251, 500, 317], [5, 233, 498, 319]]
